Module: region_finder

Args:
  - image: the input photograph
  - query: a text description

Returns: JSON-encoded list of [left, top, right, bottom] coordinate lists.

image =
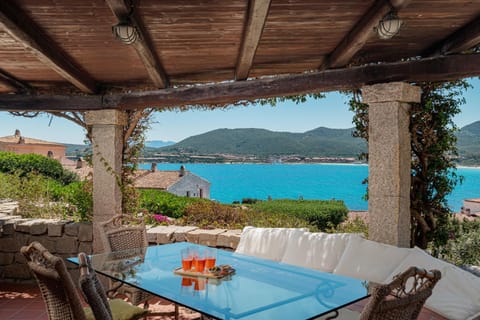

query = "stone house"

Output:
[[134, 164, 210, 199], [461, 198, 480, 216], [0, 129, 66, 162]]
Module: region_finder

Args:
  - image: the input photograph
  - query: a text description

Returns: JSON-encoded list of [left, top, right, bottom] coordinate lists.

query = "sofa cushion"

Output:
[[332, 237, 411, 283], [384, 247, 480, 320], [235, 226, 308, 261], [281, 232, 362, 272]]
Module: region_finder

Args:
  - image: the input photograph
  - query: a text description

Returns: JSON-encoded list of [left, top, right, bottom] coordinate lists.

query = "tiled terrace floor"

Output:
[[1, 282, 446, 320]]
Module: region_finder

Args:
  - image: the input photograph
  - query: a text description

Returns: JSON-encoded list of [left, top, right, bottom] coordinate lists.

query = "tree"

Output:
[[349, 81, 469, 249]]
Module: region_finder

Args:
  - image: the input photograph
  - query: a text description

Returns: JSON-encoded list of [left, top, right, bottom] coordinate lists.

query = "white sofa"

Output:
[[236, 226, 480, 320]]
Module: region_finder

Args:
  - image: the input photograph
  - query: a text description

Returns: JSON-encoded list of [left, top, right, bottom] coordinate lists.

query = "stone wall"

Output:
[[0, 201, 241, 281], [0, 201, 93, 281]]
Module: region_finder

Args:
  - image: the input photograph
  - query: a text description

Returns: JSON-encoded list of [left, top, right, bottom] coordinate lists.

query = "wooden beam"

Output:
[[0, 68, 32, 93], [424, 16, 480, 56], [321, 0, 411, 70], [0, 54, 479, 112], [0, 2, 97, 93], [106, 0, 169, 88], [235, 0, 272, 80]]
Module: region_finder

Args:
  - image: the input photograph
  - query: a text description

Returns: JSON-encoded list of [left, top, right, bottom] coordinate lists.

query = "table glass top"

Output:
[[68, 242, 369, 320]]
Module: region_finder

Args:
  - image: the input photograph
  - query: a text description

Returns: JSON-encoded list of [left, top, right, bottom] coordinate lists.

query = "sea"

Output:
[[138, 163, 480, 212]]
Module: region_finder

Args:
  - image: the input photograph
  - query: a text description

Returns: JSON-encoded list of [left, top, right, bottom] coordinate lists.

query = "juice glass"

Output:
[[205, 247, 217, 269], [194, 249, 206, 273], [181, 248, 193, 271]]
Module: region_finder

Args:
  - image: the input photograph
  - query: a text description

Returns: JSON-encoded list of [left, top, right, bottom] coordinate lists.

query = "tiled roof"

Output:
[[133, 170, 184, 189], [0, 134, 65, 146], [63, 164, 189, 190]]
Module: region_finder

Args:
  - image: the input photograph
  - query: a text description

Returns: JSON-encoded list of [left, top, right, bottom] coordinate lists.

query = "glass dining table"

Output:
[[67, 242, 369, 320]]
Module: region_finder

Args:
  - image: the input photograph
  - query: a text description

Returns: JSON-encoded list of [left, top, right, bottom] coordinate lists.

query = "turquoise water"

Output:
[[138, 163, 480, 212]]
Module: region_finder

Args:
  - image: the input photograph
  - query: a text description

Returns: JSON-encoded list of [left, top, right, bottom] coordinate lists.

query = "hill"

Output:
[[157, 127, 366, 158], [65, 121, 480, 164], [457, 120, 480, 165]]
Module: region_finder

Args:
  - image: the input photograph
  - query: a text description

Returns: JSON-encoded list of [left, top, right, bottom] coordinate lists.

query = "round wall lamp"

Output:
[[112, 19, 140, 45], [375, 11, 403, 40]]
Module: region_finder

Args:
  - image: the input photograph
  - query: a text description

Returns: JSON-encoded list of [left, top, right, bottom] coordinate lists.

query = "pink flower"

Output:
[[153, 214, 169, 223]]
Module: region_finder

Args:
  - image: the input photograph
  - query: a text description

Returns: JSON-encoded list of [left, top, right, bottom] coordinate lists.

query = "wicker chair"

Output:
[[360, 266, 441, 320], [21, 241, 87, 320], [100, 214, 178, 318], [99, 214, 153, 306], [320, 266, 441, 320], [78, 252, 147, 320]]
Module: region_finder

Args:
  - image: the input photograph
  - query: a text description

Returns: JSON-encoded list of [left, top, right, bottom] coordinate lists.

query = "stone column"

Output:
[[85, 110, 127, 253], [362, 82, 421, 247]]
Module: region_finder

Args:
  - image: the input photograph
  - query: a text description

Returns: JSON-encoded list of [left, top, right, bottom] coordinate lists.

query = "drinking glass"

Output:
[[181, 248, 193, 271], [194, 248, 206, 273], [205, 247, 217, 269]]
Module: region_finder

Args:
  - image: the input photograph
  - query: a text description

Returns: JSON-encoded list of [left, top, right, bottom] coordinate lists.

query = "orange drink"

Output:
[[182, 258, 193, 271], [205, 247, 217, 269], [181, 248, 193, 271], [205, 257, 216, 269], [195, 258, 206, 273]]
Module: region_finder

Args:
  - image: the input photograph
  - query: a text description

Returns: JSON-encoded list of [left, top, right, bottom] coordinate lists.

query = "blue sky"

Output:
[[0, 78, 479, 144]]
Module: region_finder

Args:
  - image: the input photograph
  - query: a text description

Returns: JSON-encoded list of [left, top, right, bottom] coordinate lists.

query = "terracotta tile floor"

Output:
[[0, 282, 447, 320]]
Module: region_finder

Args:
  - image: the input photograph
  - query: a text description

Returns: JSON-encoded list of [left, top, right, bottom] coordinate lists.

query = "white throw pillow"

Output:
[[332, 237, 411, 283], [282, 232, 362, 272], [384, 247, 480, 320], [235, 226, 307, 261]]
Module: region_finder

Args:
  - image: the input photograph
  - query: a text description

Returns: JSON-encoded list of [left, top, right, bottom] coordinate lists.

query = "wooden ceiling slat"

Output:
[[0, 68, 32, 93], [235, 0, 272, 80], [1, 54, 479, 112], [321, 0, 412, 70], [0, 2, 96, 93], [106, 0, 169, 88], [424, 15, 480, 56]]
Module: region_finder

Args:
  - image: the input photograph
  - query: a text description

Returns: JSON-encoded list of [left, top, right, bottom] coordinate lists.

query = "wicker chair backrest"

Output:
[[21, 242, 87, 320], [360, 266, 442, 320], [78, 252, 113, 320], [100, 214, 148, 252]]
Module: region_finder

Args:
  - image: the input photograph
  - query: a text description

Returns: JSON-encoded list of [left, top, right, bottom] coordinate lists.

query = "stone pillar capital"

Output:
[[362, 82, 421, 104], [85, 110, 127, 126]]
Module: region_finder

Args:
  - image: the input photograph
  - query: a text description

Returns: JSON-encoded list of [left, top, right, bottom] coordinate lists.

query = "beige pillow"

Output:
[[235, 226, 308, 261], [332, 236, 411, 283], [282, 232, 362, 272]]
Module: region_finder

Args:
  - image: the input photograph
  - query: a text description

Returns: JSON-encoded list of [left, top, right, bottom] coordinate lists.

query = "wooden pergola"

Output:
[[0, 0, 479, 251]]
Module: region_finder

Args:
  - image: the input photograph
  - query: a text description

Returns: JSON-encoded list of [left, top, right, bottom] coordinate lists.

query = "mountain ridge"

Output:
[[65, 121, 480, 165]]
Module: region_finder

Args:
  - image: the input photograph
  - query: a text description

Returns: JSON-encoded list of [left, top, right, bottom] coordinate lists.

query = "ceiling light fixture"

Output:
[[375, 11, 403, 40], [112, 19, 139, 45], [111, 0, 140, 45]]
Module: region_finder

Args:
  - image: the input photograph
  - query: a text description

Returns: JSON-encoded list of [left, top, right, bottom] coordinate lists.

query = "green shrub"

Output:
[[244, 210, 311, 229], [179, 201, 247, 229], [329, 217, 368, 236], [441, 219, 480, 266], [60, 180, 93, 221], [139, 189, 202, 219], [249, 199, 348, 230], [0, 152, 78, 185], [241, 198, 259, 204], [0, 171, 91, 221]]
